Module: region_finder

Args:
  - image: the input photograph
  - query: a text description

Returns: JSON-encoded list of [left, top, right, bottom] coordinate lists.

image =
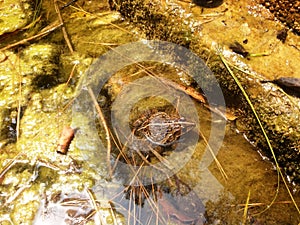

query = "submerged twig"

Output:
[[236, 200, 300, 207], [60, 0, 79, 9], [87, 87, 112, 179], [16, 52, 21, 141], [156, 77, 206, 103], [0, 153, 24, 182], [54, 0, 74, 53], [199, 129, 228, 180], [108, 133, 171, 224], [22, 16, 42, 31], [95, 43, 236, 121], [65, 62, 78, 86], [86, 189, 105, 225], [110, 129, 129, 174], [148, 147, 173, 170], [108, 201, 118, 225], [0, 21, 62, 52], [242, 190, 251, 225]]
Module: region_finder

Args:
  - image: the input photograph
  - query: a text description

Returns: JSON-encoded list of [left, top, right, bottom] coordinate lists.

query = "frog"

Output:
[[129, 108, 196, 157]]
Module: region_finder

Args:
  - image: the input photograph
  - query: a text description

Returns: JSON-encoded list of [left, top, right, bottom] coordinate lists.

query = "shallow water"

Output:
[[71, 57, 300, 224], [0, 0, 299, 224]]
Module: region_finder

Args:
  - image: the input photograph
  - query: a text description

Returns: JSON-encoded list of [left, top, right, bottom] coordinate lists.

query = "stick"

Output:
[[0, 21, 62, 52], [242, 190, 251, 225], [54, 0, 74, 53], [199, 129, 228, 180], [0, 153, 24, 181], [87, 87, 112, 179], [86, 188, 105, 225], [156, 77, 206, 103]]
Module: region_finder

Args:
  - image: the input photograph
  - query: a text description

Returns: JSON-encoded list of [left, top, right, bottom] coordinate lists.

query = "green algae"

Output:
[[0, 0, 33, 36], [0, 2, 133, 223]]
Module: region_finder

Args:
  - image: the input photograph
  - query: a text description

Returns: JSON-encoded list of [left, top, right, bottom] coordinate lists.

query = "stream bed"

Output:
[[0, 0, 299, 224]]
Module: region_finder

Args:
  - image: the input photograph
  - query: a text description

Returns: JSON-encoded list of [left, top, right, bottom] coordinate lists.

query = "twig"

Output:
[[60, 0, 79, 9], [86, 188, 105, 225], [87, 87, 112, 179], [148, 147, 173, 170], [0, 52, 8, 63], [91, 44, 236, 121], [65, 62, 78, 86], [199, 129, 228, 180], [21, 16, 42, 30], [108, 201, 118, 225], [16, 86, 21, 141], [110, 129, 140, 174], [16, 52, 21, 141], [156, 77, 206, 103], [236, 200, 300, 207], [242, 190, 251, 225], [155, 76, 238, 120], [54, 0, 74, 53], [0, 21, 62, 52], [82, 42, 209, 106], [0, 153, 24, 181]]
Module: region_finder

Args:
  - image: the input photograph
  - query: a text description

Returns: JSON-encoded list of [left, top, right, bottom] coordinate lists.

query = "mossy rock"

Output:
[[110, 0, 300, 184]]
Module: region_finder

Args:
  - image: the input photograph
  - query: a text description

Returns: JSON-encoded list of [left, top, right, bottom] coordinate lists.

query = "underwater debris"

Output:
[[57, 126, 75, 155], [277, 28, 288, 43], [229, 41, 250, 58], [60, 0, 79, 10]]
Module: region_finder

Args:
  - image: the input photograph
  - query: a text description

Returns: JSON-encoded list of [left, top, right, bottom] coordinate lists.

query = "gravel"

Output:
[[259, 0, 300, 35]]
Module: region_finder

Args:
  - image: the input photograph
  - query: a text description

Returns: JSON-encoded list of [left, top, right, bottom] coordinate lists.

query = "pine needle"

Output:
[[242, 190, 251, 225], [199, 129, 228, 180]]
